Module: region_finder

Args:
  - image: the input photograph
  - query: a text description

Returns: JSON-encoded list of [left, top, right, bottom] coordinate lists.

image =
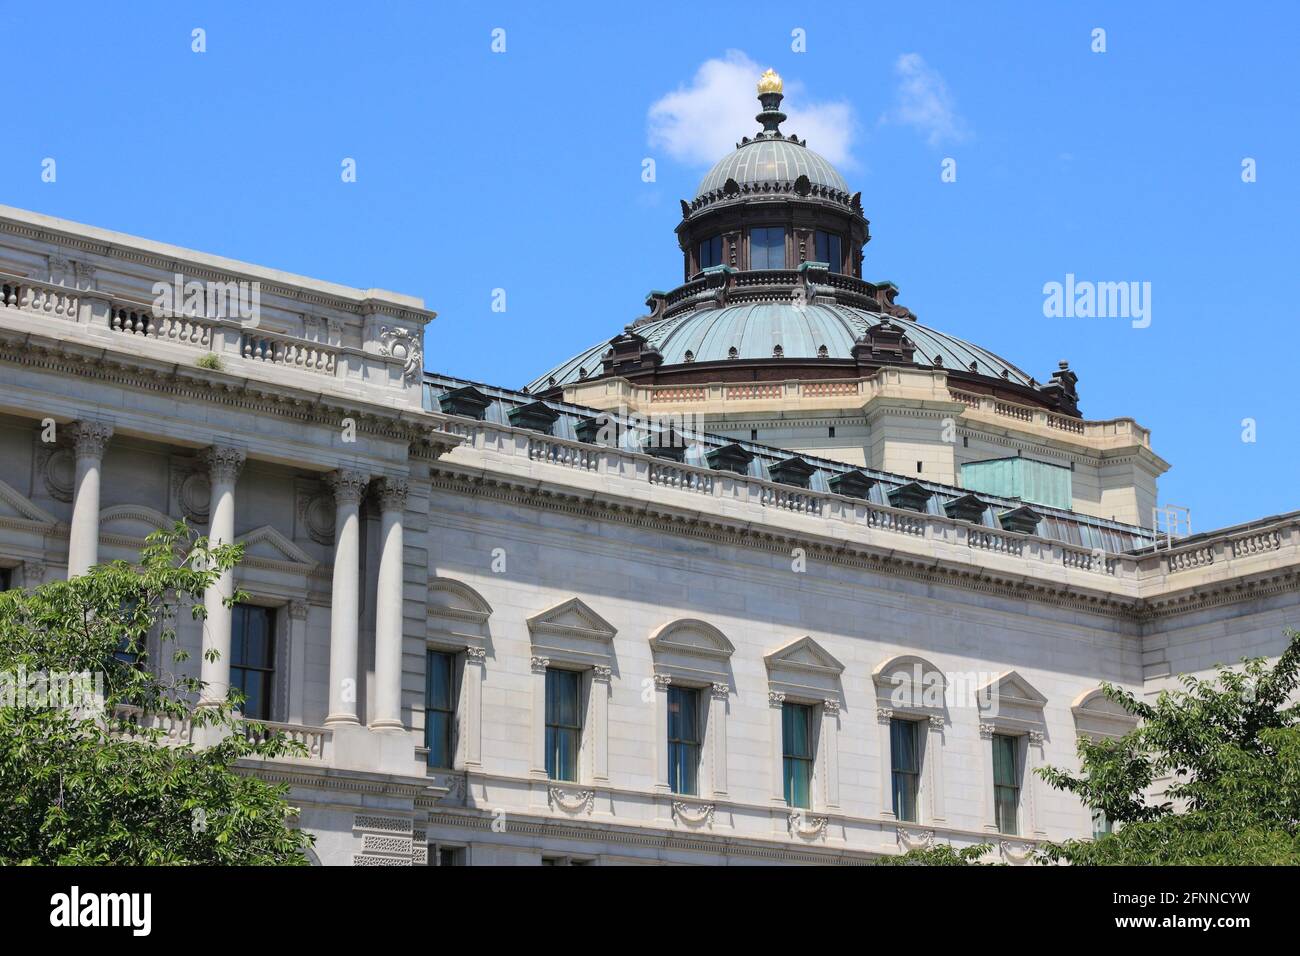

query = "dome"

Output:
[[525, 302, 1032, 392], [696, 139, 849, 201]]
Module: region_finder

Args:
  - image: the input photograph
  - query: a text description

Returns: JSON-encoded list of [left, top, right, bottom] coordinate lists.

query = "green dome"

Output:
[[696, 139, 849, 200]]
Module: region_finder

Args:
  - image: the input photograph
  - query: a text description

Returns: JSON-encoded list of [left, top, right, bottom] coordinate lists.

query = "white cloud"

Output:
[[881, 53, 967, 146], [647, 51, 855, 167]]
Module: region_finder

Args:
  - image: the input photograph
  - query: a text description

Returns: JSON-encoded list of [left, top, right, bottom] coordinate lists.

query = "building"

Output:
[[0, 71, 1295, 865]]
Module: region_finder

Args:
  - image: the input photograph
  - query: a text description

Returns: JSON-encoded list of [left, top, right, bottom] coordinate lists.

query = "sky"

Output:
[[2, 1, 1296, 531]]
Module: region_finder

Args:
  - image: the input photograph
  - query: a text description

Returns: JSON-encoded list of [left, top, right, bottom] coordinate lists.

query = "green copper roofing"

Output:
[[525, 302, 1033, 392], [696, 139, 848, 198]]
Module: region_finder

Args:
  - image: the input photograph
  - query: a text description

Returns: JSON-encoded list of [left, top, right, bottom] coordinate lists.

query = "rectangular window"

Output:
[[425, 650, 457, 769], [890, 718, 921, 822], [545, 668, 582, 782], [698, 235, 723, 269], [749, 227, 785, 270], [1091, 808, 1112, 839], [667, 685, 701, 795], [782, 701, 814, 809], [231, 604, 275, 720], [815, 230, 843, 273], [992, 734, 1020, 835]]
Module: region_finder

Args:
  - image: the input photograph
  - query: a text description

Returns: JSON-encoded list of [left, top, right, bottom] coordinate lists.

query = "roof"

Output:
[[696, 139, 849, 199], [525, 301, 1033, 392], [425, 371, 1156, 554]]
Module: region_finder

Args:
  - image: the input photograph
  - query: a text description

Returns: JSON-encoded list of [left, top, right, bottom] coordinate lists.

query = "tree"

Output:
[[876, 843, 993, 866], [0, 523, 313, 865], [1035, 630, 1300, 865]]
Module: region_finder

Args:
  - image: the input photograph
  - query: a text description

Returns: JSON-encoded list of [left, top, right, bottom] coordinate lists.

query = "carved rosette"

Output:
[[71, 421, 113, 461], [547, 787, 595, 816], [173, 463, 212, 525], [375, 476, 409, 513], [296, 484, 336, 544], [202, 445, 246, 484], [671, 801, 716, 829], [36, 442, 75, 503], [326, 469, 369, 506]]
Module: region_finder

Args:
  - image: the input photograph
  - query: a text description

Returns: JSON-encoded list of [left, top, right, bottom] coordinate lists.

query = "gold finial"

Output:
[[757, 68, 783, 94]]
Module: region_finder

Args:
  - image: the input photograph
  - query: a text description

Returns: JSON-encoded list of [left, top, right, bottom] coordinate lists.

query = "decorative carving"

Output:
[[296, 485, 336, 545], [36, 443, 75, 502], [999, 840, 1036, 865], [71, 421, 113, 461], [768, 690, 786, 707], [326, 469, 369, 506], [173, 466, 211, 525], [653, 673, 673, 689], [876, 707, 894, 724], [201, 445, 245, 483], [375, 476, 409, 512], [978, 722, 996, 739], [591, 665, 612, 683], [929, 714, 945, 731], [711, 681, 729, 700], [1027, 730, 1045, 747], [379, 325, 423, 383], [896, 827, 935, 851], [464, 645, 487, 664], [822, 698, 841, 717], [671, 801, 716, 828], [530, 656, 550, 673], [287, 600, 309, 621], [547, 787, 595, 815], [787, 810, 829, 840]]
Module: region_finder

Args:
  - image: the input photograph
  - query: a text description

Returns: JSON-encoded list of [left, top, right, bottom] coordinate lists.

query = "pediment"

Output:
[[0, 477, 57, 525], [649, 619, 735, 661], [873, 653, 947, 711], [428, 577, 493, 624], [235, 525, 315, 566], [527, 597, 616, 642], [99, 504, 174, 539], [765, 636, 844, 676], [1072, 687, 1139, 739], [977, 670, 1048, 708]]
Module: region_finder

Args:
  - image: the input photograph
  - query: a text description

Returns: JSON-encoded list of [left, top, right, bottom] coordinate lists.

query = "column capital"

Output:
[[822, 698, 841, 717], [326, 469, 369, 505], [374, 476, 409, 513], [768, 690, 786, 707], [71, 420, 113, 460], [530, 656, 550, 673], [201, 444, 246, 483], [287, 599, 310, 621], [876, 707, 894, 724], [711, 681, 729, 700]]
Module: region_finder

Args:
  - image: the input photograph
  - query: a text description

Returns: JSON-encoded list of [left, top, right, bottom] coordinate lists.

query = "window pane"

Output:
[[890, 719, 918, 772], [996, 787, 1019, 835], [992, 734, 1018, 787], [547, 726, 580, 782], [699, 235, 722, 269], [782, 702, 812, 759], [814, 230, 842, 272], [545, 669, 582, 781], [784, 757, 812, 809], [892, 769, 918, 822], [425, 711, 452, 768], [546, 669, 581, 727], [750, 227, 785, 269], [426, 651, 453, 710], [669, 741, 699, 795], [667, 685, 699, 743]]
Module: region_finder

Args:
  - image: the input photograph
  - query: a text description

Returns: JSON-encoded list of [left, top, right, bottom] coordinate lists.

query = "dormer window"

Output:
[[749, 227, 785, 269], [815, 230, 843, 273], [698, 235, 723, 270]]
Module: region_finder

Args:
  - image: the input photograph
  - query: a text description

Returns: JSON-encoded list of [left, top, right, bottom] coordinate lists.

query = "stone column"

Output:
[[1027, 730, 1047, 837], [652, 673, 672, 793], [709, 682, 730, 796], [927, 714, 947, 823], [370, 477, 408, 731], [198, 445, 245, 706], [769, 691, 787, 805], [979, 722, 999, 832], [461, 647, 486, 768], [529, 656, 550, 779], [324, 469, 368, 726], [877, 707, 896, 819], [287, 600, 309, 725], [590, 665, 611, 783], [821, 699, 841, 811], [66, 421, 113, 577]]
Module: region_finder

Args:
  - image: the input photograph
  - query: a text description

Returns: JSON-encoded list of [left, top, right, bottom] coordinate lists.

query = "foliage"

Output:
[[877, 842, 993, 866], [0, 523, 313, 864], [1035, 630, 1300, 865], [196, 352, 222, 370]]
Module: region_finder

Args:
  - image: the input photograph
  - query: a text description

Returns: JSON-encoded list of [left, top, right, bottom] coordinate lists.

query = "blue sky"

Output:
[[3, 1, 1296, 530]]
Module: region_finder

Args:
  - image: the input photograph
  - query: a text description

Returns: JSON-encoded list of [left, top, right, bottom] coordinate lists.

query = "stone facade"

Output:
[[1, 204, 1296, 865]]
